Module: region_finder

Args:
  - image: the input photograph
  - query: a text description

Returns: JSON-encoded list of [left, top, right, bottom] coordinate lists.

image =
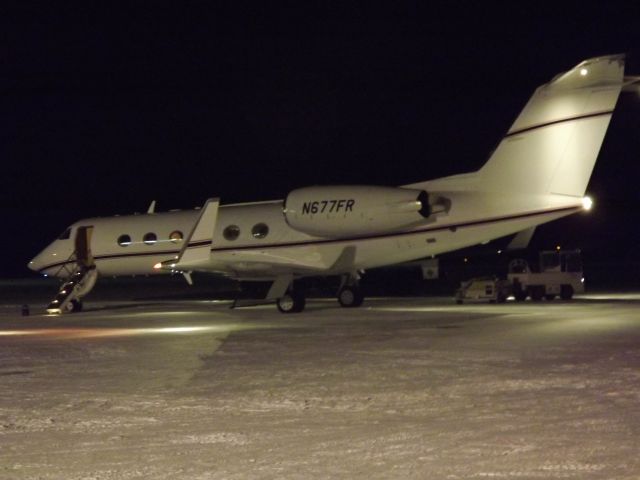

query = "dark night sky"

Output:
[[4, 2, 640, 277]]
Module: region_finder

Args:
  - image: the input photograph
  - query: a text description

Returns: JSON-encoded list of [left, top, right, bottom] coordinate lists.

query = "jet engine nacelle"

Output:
[[283, 185, 431, 238]]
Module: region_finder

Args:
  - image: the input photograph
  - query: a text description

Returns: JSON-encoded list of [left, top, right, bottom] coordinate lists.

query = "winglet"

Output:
[[173, 198, 220, 269]]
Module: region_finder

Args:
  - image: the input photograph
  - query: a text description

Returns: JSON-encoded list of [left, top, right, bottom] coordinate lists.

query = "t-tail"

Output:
[[412, 54, 625, 205], [479, 54, 625, 198]]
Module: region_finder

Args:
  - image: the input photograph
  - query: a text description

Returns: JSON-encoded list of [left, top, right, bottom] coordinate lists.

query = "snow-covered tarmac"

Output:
[[1, 295, 640, 479]]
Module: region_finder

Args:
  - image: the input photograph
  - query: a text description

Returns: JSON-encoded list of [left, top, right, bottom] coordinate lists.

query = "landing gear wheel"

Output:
[[277, 291, 306, 313], [65, 299, 83, 313], [545, 294, 556, 301], [513, 290, 527, 302], [338, 286, 364, 308], [560, 285, 574, 300]]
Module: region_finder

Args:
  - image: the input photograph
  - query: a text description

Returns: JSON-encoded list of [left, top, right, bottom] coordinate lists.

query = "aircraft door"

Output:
[[75, 226, 94, 268]]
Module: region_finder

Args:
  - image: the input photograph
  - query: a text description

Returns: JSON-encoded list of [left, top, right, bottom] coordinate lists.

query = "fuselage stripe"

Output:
[[209, 204, 579, 251], [37, 204, 580, 272], [504, 110, 613, 138]]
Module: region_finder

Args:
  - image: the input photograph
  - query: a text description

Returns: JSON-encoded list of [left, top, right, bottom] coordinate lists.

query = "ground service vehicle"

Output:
[[455, 277, 511, 304], [508, 250, 584, 301]]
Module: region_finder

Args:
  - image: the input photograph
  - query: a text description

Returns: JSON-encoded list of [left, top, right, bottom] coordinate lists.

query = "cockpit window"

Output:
[[58, 228, 72, 240]]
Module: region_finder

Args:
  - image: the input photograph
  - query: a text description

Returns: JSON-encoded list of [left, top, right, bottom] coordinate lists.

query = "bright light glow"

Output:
[[153, 262, 162, 270], [582, 196, 593, 211], [580, 68, 588, 76], [0, 325, 220, 339], [154, 327, 210, 334], [556, 245, 561, 251]]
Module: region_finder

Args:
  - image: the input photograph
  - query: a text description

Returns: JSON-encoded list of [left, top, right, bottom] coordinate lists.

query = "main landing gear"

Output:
[[337, 285, 364, 308], [275, 274, 365, 313], [276, 289, 306, 313]]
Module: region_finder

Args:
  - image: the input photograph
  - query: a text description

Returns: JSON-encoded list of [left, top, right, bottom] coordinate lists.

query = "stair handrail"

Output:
[[50, 250, 79, 280]]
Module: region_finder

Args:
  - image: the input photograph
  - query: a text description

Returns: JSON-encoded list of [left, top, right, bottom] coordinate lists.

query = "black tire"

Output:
[[65, 299, 82, 313], [512, 280, 526, 302], [544, 294, 556, 301], [530, 286, 544, 301], [338, 286, 364, 308], [513, 289, 527, 302], [277, 291, 306, 313], [560, 285, 574, 300], [497, 292, 507, 304]]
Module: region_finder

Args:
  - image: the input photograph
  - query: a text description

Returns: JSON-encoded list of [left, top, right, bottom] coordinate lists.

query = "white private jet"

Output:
[[29, 55, 635, 313]]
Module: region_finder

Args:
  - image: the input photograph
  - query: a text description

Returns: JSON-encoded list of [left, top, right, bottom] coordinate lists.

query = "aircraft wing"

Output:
[[162, 198, 359, 279], [195, 245, 358, 280]]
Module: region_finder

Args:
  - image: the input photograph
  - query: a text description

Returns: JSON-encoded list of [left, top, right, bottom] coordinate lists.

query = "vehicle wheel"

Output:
[[530, 286, 544, 301], [513, 289, 527, 302], [456, 299, 463, 305], [560, 285, 574, 300], [65, 299, 82, 313], [338, 286, 364, 308], [277, 291, 306, 313], [545, 294, 556, 301], [497, 292, 507, 303]]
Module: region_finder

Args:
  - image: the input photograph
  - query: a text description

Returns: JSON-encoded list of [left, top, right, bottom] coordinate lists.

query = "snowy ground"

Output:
[[1, 294, 640, 479]]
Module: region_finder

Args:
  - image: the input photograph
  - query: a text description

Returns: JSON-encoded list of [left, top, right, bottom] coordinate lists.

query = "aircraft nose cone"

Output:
[[28, 254, 42, 272], [28, 248, 50, 274]]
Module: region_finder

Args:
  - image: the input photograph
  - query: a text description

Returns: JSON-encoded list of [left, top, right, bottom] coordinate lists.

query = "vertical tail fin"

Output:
[[479, 55, 625, 197]]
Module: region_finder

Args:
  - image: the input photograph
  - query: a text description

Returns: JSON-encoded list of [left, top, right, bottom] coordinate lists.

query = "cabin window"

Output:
[[251, 223, 269, 239], [117, 234, 132, 247], [58, 228, 72, 240], [169, 230, 183, 243], [223, 225, 240, 241], [143, 232, 157, 245]]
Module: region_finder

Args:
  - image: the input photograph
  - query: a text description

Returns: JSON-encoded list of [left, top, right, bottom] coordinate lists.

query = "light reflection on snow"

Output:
[[0, 325, 223, 339]]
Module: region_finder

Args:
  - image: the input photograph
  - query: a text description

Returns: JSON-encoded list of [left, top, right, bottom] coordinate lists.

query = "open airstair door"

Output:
[[46, 226, 98, 314], [75, 226, 95, 268]]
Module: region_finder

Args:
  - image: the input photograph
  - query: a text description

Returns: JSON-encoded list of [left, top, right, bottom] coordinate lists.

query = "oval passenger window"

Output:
[[223, 225, 240, 241], [252, 223, 269, 239], [169, 230, 183, 243], [117, 234, 131, 247], [143, 232, 157, 245]]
